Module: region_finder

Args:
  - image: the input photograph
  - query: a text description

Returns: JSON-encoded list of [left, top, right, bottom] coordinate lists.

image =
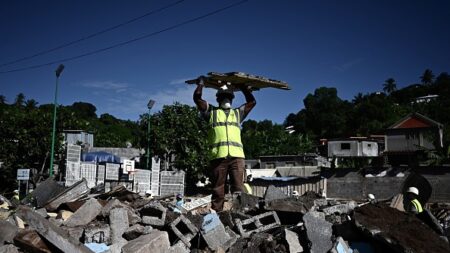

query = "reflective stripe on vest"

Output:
[[208, 107, 245, 160], [411, 199, 423, 213]]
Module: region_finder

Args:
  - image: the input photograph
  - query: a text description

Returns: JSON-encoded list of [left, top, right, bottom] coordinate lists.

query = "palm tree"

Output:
[[14, 93, 25, 107], [420, 69, 434, 85], [25, 99, 39, 109], [0, 95, 6, 104], [383, 78, 397, 94]]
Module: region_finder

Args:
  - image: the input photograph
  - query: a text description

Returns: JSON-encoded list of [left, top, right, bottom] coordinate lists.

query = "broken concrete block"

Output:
[[169, 215, 199, 247], [285, 229, 303, 253], [201, 213, 232, 251], [0, 244, 19, 253], [0, 210, 12, 221], [13, 215, 24, 229], [232, 193, 260, 212], [165, 241, 190, 253], [303, 211, 333, 253], [108, 238, 127, 253], [13, 229, 53, 253], [65, 198, 102, 227], [0, 221, 18, 245], [57, 210, 74, 221], [32, 177, 65, 208], [235, 211, 281, 238], [45, 178, 90, 211], [330, 237, 352, 253], [265, 198, 310, 214], [122, 230, 170, 253], [109, 207, 129, 244], [125, 207, 142, 225], [100, 199, 122, 217], [264, 185, 288, 202], [16, 206, 93, 253], [35, 208, 48, 218], [123, 224, 144, 240], [84, 223, 110, 244], [141, 202, 166, 227], [322, 201, 357, 216], [62, 226, 85, 242]]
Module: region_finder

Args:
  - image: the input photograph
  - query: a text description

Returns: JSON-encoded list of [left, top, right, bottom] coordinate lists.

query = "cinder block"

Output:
[[122, 230, 170, 253], [64, 198, 102, 227], [169, 215, 199, 247], [110, 207, 129, 244], [123, 224, 145, 240], [235, 211, 281, 237], [303, 211, 332, 253], [141, 202, 166, 226], [84, 223, 110, 244]]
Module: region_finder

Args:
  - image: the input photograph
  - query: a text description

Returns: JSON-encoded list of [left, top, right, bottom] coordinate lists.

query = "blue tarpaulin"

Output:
[[81, 151, 121, 163]]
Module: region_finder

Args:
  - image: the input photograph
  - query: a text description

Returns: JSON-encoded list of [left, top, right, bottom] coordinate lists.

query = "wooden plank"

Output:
[[185, 71, 290, 91]]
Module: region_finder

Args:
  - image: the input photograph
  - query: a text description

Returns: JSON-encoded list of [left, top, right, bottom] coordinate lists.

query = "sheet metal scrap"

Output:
[[186, 72, 291, 91]]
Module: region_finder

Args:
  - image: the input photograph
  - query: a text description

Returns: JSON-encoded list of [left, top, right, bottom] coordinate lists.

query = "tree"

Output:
[[70, 102, 97, 119], [0, 95, 6, 104], [383, 78, 397, 94], [25, 99, 39, 109], [14, 93, 25, 107], [142, 103, 209, 186], [420, 69, 435, 85]]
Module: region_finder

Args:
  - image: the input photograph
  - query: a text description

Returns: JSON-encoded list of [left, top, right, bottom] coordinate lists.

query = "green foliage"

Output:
[[139, 103, 209, 185]]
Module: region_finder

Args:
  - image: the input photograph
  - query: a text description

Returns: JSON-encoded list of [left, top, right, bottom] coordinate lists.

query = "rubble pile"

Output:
[[1, 178, 449, 253]]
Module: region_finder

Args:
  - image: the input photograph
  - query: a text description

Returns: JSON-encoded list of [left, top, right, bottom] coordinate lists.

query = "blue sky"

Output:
[[1, 0, 450, 123]]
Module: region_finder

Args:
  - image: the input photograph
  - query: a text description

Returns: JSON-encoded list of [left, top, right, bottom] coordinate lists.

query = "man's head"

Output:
[[216, 88, 234, 109], [406, 187, 419, 199]]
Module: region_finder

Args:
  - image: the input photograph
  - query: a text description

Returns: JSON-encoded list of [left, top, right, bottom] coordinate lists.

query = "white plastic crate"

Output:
[[97, 165, 105, 184], [105, 163, 120, 180], [151, 157, 160, 171], [134, 169, 151, 184], [136, 183, 150, 193], [80, 162, 97, 188], [65, 161, 80, 181], [66, 144, 81, 163], [160, 171, 185, 185], [159, 184, 184, 196]]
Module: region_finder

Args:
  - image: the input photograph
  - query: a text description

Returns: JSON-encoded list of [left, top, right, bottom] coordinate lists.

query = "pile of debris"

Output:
[[1, 179, 449, 253]]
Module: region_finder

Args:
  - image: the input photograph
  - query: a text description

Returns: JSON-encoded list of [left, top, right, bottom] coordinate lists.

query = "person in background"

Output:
[[11, 190, 20, 207], [193, 77, 256, 211]]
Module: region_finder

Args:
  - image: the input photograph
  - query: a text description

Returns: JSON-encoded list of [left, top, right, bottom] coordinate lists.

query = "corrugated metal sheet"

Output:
[[249, 177, 327, 198], [276, 166, 320, 177]]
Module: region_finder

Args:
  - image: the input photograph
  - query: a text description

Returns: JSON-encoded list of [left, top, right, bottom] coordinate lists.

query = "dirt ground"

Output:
[[354, 203, 450, 253]]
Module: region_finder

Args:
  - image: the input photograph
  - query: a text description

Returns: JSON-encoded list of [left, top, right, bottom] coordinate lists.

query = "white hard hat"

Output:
[[13, 190, 19, 193], [145, 190, 152, 195], [292, 190, 299, 196], [407, 187, 419, 195], [368, 194, 375, 200]]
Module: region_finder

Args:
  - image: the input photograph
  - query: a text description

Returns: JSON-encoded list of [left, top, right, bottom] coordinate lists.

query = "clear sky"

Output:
[[1, 0, 449, 123]]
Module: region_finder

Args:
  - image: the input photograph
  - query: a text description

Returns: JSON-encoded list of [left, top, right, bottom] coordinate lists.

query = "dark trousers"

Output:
[[209, 158, 244, 211]]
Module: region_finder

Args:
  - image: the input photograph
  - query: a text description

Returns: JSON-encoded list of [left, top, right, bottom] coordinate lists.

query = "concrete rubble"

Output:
[[0, 177, 449, 253]]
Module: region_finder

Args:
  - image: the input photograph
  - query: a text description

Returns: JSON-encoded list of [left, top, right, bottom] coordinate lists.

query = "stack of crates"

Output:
[[80, 162, 97, 188], [105, 163, 120, 192], [97, 164, 105, 186], [159, 170, 185, 196], [150, 158, 160, 196], [65, 161, 80, 186], [65, 144, 81, 186], [133, 169, 151, 193]]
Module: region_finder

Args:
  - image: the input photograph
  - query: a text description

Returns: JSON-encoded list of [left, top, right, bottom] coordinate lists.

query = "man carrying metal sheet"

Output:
[[193, 77, 256, 211]]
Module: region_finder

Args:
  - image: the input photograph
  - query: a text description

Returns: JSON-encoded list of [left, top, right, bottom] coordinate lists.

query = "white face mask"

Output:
[[220, 98, 231, 109]]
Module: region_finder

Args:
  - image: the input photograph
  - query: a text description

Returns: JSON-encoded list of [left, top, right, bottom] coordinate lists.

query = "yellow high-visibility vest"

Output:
[[411, 199, 423, 213], [208, 107, 245, 160]]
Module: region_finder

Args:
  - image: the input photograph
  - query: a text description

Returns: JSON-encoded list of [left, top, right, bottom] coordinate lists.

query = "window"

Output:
[[340, 143, 351, 150]]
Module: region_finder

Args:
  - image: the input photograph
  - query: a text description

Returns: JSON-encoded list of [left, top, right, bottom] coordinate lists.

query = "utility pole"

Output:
[[49, 64, 65, 177], [147, 99, 155, 170]]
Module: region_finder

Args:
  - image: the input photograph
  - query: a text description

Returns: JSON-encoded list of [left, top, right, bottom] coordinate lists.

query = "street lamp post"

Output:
[[146, 99, 155, 170], [49, 64, 65, 177]]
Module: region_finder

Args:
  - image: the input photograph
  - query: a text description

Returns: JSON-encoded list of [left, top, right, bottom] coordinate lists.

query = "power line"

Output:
[[0, 0, 249, 74], [0, 0, 186, 69]]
